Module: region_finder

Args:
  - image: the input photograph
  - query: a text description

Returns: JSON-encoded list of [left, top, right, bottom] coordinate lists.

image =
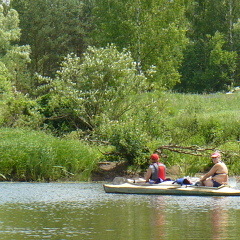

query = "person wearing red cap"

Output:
[[145, 153, 166, 183], [200, 152, 228, 187]]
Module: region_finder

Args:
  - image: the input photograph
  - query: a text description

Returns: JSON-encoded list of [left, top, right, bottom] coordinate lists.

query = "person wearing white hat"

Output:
[[200, 152, 228, 187]]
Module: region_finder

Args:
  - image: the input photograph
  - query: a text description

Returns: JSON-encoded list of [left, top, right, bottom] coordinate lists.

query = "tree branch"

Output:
[[155, 144, 217, 157]]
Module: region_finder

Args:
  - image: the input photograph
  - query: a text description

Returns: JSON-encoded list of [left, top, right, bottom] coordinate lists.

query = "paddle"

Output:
[[112, 177, 146, 184], [228, 177, 237, 188], [112, 177, 128, 185]]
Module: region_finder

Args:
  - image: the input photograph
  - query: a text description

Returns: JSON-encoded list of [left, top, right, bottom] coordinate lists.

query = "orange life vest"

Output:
[[157, 162, 166, 180]]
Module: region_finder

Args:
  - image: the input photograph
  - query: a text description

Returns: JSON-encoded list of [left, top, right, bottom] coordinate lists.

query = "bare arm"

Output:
[[145, 168, 152, 182], [200, 164, 220, 182]]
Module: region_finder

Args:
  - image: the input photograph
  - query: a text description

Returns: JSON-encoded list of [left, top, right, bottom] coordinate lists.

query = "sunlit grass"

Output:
[[0, 128, 101, 181], [123, 91, 240, 176], [0, 91, 240, 180]]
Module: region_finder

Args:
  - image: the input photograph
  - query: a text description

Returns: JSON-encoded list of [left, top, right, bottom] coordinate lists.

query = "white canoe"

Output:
[[103, 182, 240, 196]]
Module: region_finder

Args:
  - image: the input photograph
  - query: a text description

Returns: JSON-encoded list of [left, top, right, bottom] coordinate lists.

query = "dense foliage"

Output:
[[0, 1, 240, 181], [10, 0, 240, 93], [1, 92, 239, 181]]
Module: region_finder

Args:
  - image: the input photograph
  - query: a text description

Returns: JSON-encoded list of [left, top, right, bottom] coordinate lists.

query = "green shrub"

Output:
[[35, 44, 147, 134], [97, 119, 150, 167], [218, 141, 240, 176]]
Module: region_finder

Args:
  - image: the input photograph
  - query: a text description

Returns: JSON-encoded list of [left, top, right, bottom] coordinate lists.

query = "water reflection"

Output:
[[148, 195, 240, 240], [0, 183, 239, 240], [149, 196, 166, 239], [211, 201, 228, 239]]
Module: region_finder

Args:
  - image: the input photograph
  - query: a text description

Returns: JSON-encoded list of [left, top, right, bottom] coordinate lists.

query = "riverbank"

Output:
[[1, 90, 240, 182], [91, 161, 194, 181], [91, 161, 240, 182]]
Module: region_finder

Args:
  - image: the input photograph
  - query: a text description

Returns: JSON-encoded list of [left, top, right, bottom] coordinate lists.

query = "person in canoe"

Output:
[[200, 152, 228, 187], [145, 153, 166, 183]]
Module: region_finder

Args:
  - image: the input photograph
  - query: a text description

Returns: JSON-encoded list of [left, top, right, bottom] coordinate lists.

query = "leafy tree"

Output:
[[207, 32, 237, 90], [12, 0, 93, 78], [178, 32, 237, 92], [232, 19, 240, 85], [177, 0, 240, 93], [0, 4, 38, 128], [90, 0, 189, 90], [0, 62, 11, 101], [0, 4, 31, 93], [36, 44, 147, 133], [185, 0, 229, 39]]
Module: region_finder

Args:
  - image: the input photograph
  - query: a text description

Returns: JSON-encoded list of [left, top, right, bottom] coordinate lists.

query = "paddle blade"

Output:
[[112, 177, 128, 185]]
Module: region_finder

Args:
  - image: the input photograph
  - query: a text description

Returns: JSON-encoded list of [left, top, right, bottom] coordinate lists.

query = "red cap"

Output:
[[150, 154, 159, 160], [211, 152, 221, 158]]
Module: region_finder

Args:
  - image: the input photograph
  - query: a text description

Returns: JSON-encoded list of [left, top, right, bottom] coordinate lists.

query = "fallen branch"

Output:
[[155, 145, 217, 157]]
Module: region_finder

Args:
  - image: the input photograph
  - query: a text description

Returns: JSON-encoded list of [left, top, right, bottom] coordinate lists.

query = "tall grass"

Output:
[[149, 92, 240, 176], [101, 91, 240, 177], [0, 128, 100, 181], [1, 91, 240, 181]]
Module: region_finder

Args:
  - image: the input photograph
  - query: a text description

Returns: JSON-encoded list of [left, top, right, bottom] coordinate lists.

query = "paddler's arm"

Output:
[[145, 168, 152, 183], [200, 165, 218, 182]]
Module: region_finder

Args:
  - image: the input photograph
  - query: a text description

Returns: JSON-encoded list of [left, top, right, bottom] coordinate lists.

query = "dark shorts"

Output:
[[212, 179, 222, 187]]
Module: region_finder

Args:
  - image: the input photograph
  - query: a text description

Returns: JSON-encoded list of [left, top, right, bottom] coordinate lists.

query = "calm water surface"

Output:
[[0, 182, 240, 240]]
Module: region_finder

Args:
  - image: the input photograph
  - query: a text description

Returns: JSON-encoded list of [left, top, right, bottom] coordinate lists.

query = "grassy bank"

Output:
[[96, 91, 240, 177], [0, 128, 101, 181], [0, 91, 239, 181], [167, 92, 240, 175]]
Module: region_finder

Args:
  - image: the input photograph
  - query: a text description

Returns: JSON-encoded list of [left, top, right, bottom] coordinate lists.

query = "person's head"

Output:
[[211, 152, 221, 162], [150, 154, 160, 162]]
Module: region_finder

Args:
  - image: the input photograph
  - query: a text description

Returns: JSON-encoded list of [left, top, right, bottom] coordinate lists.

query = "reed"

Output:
[[0, 128, 100, 181]]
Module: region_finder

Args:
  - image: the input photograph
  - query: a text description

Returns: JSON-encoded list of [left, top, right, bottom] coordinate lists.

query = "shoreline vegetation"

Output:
[[2, 2, 240, 183], [0, 91, 239, 182]]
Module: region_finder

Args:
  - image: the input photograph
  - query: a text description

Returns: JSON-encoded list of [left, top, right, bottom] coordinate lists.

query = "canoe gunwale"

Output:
[[103, 183, 240, 196]]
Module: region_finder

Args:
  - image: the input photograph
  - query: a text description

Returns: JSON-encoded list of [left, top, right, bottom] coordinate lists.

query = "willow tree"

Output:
[[90, 0, 189, 90]]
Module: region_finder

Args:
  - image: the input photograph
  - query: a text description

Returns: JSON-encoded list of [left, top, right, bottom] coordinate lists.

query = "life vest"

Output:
[[157, 162, 166, 180]]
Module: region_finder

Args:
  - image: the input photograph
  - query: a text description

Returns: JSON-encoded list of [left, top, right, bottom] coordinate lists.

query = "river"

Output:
[[0, 182, 240, 240]]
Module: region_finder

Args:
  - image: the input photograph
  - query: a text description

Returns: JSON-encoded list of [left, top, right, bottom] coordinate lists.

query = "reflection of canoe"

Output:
[[103, 182, 240, 196]]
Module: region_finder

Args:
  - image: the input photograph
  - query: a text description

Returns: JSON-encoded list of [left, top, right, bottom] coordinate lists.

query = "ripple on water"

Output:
[[0, 182, 240, 240], [1, 182, 240, 207]]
